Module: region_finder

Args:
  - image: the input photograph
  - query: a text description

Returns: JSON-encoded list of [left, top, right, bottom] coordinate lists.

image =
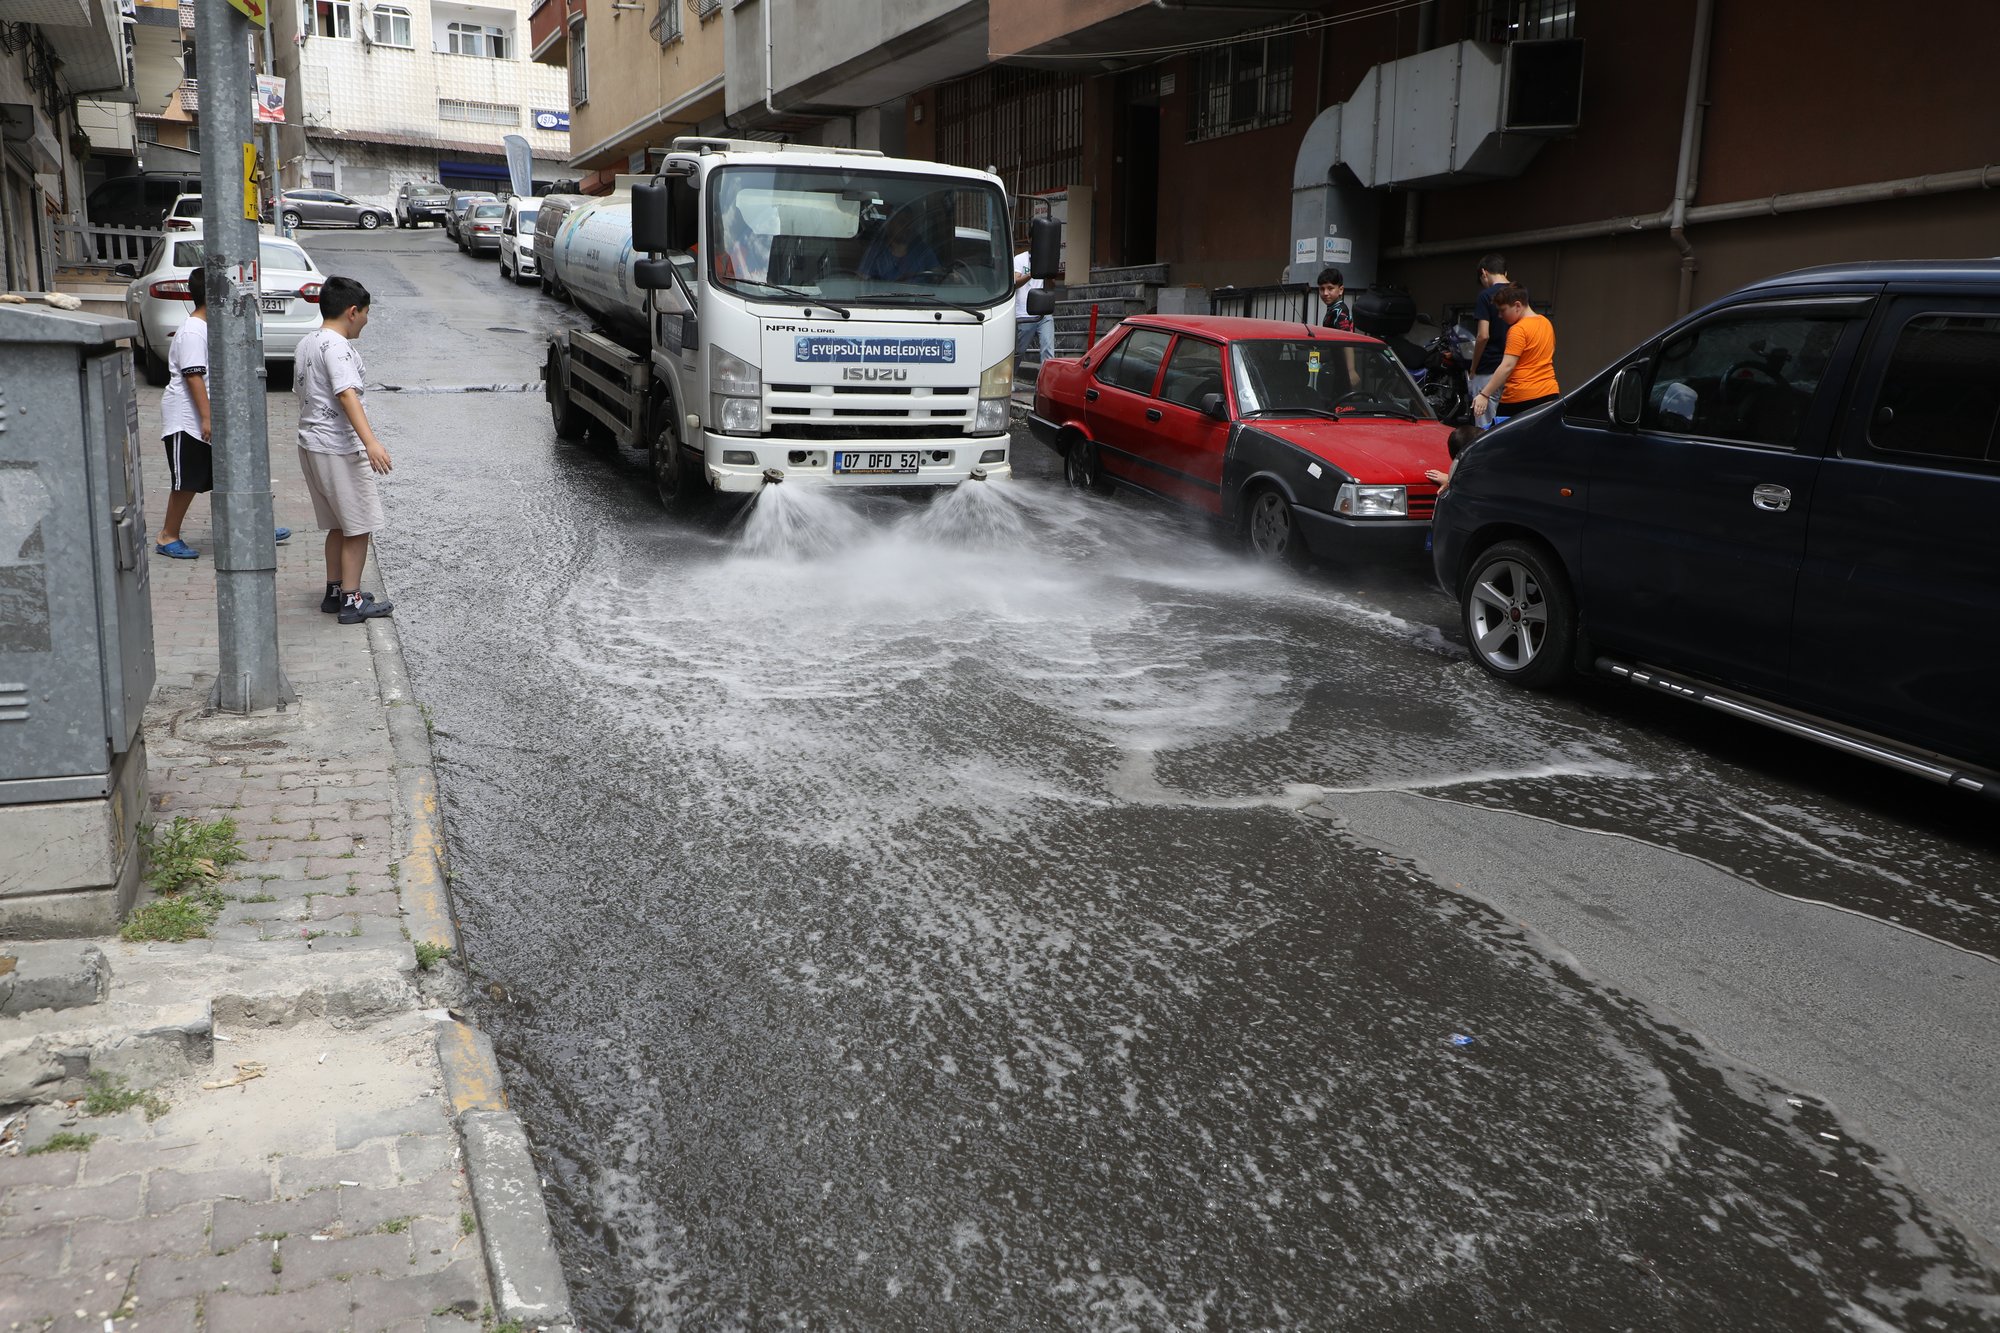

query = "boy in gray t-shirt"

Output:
[[294, 275, 395, 624]]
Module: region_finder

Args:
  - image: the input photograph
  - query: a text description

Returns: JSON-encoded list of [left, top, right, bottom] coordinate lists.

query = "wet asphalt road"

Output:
[[298, 230, 2000, 1330]]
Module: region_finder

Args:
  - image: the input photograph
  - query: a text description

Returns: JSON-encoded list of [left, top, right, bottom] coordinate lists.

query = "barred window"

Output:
[[652, 0, 680, 45], [569, 18, 587, 104], [1188, 33, 1292, 142], [1470, 0, 1578, 43], [438, 98, 519, 125]]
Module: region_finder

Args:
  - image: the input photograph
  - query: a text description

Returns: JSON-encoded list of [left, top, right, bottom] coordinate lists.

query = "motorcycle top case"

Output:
[[1352, 286, 1418, 339]]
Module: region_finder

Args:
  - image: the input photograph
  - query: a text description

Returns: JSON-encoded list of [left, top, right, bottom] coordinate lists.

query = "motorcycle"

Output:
[[1411, 315, 1477, 425]]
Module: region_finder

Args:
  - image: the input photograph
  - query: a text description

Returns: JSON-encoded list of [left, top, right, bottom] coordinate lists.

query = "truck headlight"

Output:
[[713, 396, 761, 433], [1333, 483, 1408, 517], [975, 354, 1012, 433], [710, 345, 762, 435]]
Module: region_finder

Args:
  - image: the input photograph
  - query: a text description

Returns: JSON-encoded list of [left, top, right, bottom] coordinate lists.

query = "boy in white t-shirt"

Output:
[[153, 266, 291, 558], [294, 275, 395, 624]]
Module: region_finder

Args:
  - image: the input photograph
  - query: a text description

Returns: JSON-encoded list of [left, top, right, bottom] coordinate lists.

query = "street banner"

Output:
[[254, 75, 285, 124], [502, 133, 533, 199]]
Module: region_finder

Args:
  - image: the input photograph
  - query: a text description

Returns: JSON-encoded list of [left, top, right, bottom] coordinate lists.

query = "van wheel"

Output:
[[1460, 540, 1577, 690], [546, 345, 585, 440], [649, 408, 708, 512], [1243, 488, 1310, 567], [1062, 437, 1115, 495]]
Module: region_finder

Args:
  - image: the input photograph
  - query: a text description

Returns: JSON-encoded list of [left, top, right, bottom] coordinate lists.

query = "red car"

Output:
[[1028, 315, 1453, 564]]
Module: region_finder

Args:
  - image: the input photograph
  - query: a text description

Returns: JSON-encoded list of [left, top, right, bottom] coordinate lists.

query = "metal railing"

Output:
[[1210, 283, 1314, 323], [54, 221, 162, 267]]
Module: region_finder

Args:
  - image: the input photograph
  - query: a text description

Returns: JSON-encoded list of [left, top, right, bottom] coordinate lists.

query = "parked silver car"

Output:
[[462, 202, 507, 257], [277, 189, 390, 231]]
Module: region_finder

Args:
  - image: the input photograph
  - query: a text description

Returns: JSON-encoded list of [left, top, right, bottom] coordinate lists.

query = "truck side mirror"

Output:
[[1029, 215, 1061, 280], [1199, 392, 1229, 421], [632, 181, 670, 254], [1025, 288, 1054, 317], [635, 256, 675, 290]]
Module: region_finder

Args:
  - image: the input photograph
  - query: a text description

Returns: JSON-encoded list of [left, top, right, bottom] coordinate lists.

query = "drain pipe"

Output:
[[763, 0, 778, 120], [1667, 0, 1715, 315]]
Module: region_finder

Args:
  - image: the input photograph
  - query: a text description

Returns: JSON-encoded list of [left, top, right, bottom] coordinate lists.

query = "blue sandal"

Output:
[[275, 527, 292, 543], [156, 539, 199, 559]]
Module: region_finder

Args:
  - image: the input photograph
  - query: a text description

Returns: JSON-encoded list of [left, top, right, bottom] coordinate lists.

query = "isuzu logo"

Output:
[[842, 367, 909, 382]]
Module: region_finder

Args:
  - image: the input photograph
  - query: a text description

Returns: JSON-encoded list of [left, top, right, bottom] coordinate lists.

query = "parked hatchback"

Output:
[[1031, 315, 1452, 564], [277, 189, 390, 231], [461, 201, 507, 256], [1432, 260, 2000, 797]]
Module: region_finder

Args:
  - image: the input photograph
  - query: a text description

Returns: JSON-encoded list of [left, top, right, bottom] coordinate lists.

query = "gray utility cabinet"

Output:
[[0, 303, 155, 936]]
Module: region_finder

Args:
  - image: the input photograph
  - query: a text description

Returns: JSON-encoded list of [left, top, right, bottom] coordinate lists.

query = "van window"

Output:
[[1641, 312, 1846, 448], [1867, 313, 2000, 464]]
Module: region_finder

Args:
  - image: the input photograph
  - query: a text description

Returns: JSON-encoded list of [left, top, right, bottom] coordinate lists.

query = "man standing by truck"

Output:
[[1014, 245, 1054, 368]]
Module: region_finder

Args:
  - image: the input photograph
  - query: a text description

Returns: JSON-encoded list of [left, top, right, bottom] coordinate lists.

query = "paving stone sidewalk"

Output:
[[0, 385, 522, 1332]]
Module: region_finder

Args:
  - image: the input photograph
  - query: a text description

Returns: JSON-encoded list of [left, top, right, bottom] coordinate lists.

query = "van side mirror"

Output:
[[1029, 215, 1061, 280], [1025, 288, 1054, 317], [1199, 392, 1229, 421], [631, 181, 670, 253], [1610, 363, 1646, 426]]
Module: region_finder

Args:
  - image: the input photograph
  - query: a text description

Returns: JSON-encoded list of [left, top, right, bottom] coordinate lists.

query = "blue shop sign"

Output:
[[532, 109, 570, 133]]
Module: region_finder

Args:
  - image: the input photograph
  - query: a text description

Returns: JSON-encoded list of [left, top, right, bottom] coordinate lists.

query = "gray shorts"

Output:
[[297, 446, 385, 535]]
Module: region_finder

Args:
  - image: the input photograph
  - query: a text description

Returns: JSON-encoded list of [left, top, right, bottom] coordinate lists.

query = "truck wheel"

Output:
[[1460, 540, 1577, 690], [546, 345, 585, 440], [649, 411, 708, 512]]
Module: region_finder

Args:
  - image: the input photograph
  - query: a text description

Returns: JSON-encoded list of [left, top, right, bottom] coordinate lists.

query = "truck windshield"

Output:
[[1232, 340, 1433, 420], [706, 165, 1010, 308]]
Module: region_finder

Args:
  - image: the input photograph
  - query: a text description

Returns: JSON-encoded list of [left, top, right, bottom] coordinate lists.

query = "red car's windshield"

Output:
[[1231, 340, 1431, 420]]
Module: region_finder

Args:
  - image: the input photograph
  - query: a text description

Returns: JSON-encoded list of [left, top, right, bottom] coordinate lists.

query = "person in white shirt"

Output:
[[154, 267, 292, 558], [294, 275, 395, 624], [1013, 248, 1054, 366]]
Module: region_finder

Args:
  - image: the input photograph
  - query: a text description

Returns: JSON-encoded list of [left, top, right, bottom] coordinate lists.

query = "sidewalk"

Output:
[[0, 384, 571, 1332]]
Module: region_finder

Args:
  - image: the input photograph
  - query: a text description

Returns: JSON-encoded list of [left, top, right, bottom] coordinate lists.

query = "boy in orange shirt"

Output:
[[1471, 283, 1560, 421]]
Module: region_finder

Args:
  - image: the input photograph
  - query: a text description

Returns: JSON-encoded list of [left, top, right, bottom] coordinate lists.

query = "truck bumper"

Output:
[[701, 433, 1013, 493]]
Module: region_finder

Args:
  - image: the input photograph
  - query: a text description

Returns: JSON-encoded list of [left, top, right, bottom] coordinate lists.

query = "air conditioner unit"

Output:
[[1502, 38, 1584, 135]]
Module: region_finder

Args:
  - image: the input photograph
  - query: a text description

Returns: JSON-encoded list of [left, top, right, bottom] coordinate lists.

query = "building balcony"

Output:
[[30, 0, 133, 98], [991, 0, 1323, 62], [530, 0, 581, 66]]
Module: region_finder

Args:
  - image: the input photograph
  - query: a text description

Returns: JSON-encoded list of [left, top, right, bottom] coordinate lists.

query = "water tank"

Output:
[[549, 193, 649, 346]]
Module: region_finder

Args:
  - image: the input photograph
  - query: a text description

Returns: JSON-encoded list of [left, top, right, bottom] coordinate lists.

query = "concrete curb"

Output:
[[367, 557, 579, 1330]]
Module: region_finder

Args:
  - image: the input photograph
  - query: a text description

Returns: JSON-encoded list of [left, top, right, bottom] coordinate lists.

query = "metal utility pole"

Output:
[[196, 0, 293, 713]]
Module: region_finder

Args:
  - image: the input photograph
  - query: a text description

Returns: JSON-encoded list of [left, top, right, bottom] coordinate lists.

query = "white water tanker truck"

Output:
[[542, 137, 1061, 509]]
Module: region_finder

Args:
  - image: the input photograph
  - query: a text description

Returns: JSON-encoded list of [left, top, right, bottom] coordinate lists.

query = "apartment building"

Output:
[[529, 0, 724, 190], [0, 0, 130, 287], [272, 0, 572, 200]]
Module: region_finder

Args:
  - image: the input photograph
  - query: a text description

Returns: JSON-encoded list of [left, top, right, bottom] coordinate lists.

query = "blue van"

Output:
[[1432, 261, 2000, 799]]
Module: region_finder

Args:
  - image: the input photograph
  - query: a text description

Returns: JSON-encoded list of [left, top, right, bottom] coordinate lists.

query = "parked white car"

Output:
[[121, 224, 327, 386], [498, 198, 540, 284]]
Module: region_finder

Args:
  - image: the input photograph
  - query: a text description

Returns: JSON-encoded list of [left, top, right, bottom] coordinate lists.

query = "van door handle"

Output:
[[1084, 388, 1098, 402], [1751, 483, 1792, 512], [1145, 408, 1163, 422]]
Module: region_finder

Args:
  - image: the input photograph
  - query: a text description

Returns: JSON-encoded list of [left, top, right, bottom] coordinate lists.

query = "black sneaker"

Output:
[[337, 593, 393, 625]]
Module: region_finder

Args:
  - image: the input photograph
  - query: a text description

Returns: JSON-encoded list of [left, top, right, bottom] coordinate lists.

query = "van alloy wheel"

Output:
[[1459, 540, 1577, 689]]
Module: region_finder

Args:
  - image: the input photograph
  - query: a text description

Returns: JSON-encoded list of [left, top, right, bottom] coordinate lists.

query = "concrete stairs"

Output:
[[1019, 263, 1171, 385]]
